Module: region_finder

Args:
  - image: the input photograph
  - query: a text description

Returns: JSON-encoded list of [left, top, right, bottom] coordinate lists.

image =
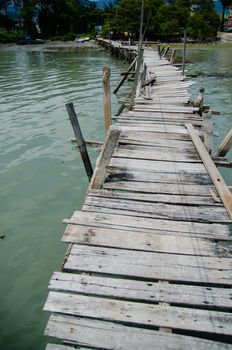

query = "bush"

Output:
[[0, 32, 24, 43], [63, 32, 76, 41]]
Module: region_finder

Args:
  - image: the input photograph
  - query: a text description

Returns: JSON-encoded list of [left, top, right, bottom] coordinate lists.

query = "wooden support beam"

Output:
[[102, 66, 111, 134], [213, 128, 232, 158], [89, 127, 121, 190], [66, 103, 93, 181], [186, 123, 232, 220], [113, 56, 137, 94]]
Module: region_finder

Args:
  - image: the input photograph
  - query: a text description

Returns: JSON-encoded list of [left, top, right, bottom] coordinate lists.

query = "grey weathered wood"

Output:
[[45, 314, 232, 350], [64, 211, 230, 239], [110, 157, 207, 174], [213, 128, 232, 157], [89, 187, 219, 205], [66, 102, 93, 181], [45, 345, 80, 350], [89, 126, 121, 189], [63, 223, 232, 256], [104, 180, 216, 197], [64, 245, 232, 285], [44, 292, 232, 335], [83, 195, 230, 223], [49, 272, 232, 309], [113, 144, 201, 163], [186, 123, 232, 220], [102, 66, 111, 133], [106, 167, 212, 186]]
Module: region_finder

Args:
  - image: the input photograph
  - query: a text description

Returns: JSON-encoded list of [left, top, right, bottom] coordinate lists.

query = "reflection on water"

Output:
[[0, 45, 231, 350], [0, 45, 129, 350]]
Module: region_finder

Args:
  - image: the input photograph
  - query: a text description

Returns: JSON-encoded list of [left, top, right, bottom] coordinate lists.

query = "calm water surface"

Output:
[[0, 45, 231, 350]]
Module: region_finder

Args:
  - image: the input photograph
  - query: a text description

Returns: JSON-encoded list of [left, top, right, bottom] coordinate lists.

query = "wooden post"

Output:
[[89, 126, 121, 190], [162, 46, 170, 58], [170, 49, 176, 64], [102, 66, 111, 133], [138, 0, 145, 51], [157, 43, 161, 59], [113, 56, 137, 94], [213, 128, 232, 157], [66, 102, 93, 181], [186, 123, 232, 220], [129, 48, 144, 110], [182, 29, 187, 75]]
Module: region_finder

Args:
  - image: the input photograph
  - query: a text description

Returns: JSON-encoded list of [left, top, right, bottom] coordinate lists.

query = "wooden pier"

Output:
[[44, 41, 232, 349]]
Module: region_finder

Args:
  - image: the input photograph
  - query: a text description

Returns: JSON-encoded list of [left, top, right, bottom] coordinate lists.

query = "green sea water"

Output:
[[0, 45, 231, 350]]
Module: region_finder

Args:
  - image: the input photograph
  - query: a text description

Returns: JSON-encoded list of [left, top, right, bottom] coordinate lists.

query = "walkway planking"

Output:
[[43, 42, 232, 349]]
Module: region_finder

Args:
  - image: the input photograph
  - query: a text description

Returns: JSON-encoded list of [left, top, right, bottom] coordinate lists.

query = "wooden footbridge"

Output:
[[44, 41, 232, 350]]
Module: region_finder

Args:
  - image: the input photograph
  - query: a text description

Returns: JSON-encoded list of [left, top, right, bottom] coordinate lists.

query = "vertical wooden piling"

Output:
[[102, 66, 111, 134], [66, 102, 93, 181], [182, 29, 187, 75], [170, 49, 176, 64], [129, 48, 144, 110]]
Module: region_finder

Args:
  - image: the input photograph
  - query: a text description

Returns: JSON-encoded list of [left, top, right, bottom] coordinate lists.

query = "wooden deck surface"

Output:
[[44, 42, 232, 349]]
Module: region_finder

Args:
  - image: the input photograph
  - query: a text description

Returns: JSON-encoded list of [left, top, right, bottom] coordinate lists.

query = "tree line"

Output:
[[0, 0, 232, 41]]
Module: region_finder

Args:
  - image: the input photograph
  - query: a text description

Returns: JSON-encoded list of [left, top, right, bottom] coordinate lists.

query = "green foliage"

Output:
[[0, 0, 222, 42], [0, 32, 24, 43]]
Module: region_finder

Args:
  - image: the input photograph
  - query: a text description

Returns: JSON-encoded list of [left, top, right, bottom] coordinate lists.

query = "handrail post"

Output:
[[102, 66, 111, 134]]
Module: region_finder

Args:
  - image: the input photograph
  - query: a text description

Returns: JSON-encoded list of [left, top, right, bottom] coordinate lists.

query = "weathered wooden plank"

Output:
[[119, 135, 198, 149], [113, 144, 201, 163], [64, 211, 230, 239], [45, 314, 232, 350], [115, 123, 190, 134], [186, 123, 232, 220], [90, 187, 218, 206], [110, 157, 207, 174], [116, 118, 203, 127], [103, 180, 216, 197], [120, 130, 193, 141], [106, 168, 212, 186], [63, 223, 232, 256], [49, 272, 232, 310], [89, 126, 121, 189], [64, 245, 232, 285], [46, 345, 83, 350], [83, 195, 230, 223], [44, 292, 232, 335]]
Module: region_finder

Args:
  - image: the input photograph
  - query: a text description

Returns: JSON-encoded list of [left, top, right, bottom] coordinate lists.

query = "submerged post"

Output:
[[102, 66, 111, 134], [66, 102, 93, 181]]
